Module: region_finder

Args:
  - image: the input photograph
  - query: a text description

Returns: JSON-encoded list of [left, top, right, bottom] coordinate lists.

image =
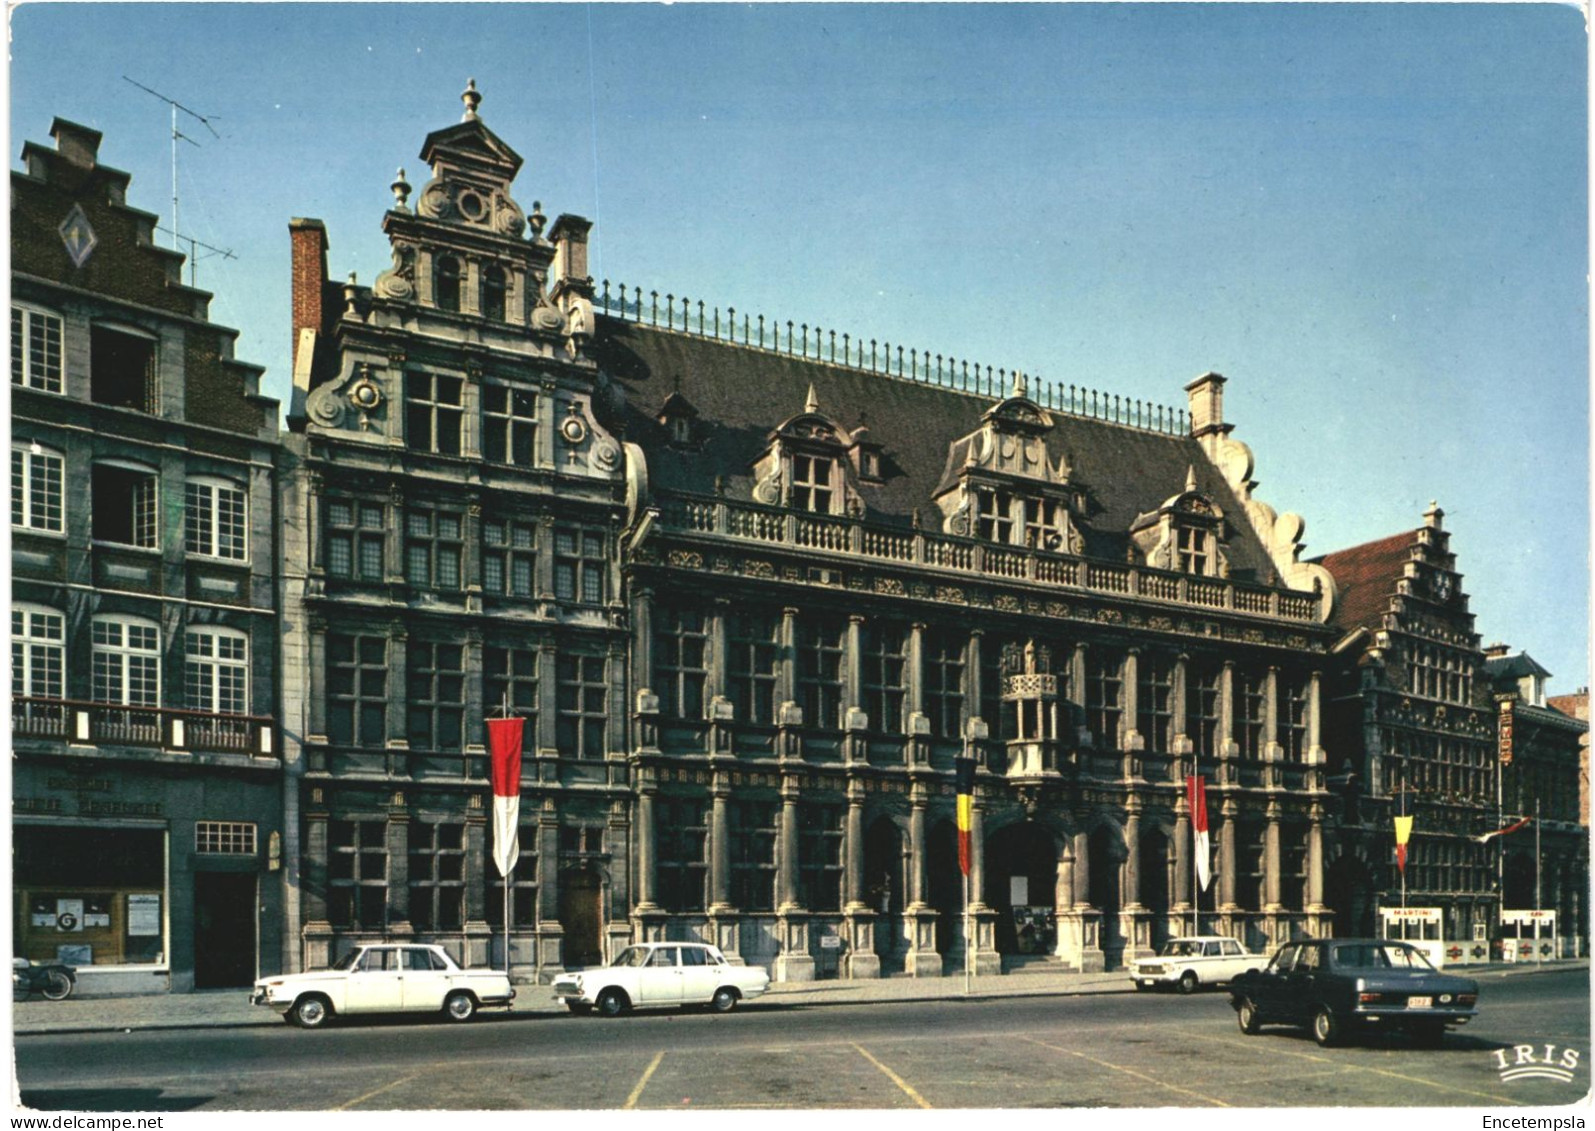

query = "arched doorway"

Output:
[[983, 820, 1059, 956], [1327, 854, 1375, 938], [864, 816, 905, 970], [1139, 827, 1171, 952], [1089, 825, 1123, 967], [927, 819, 961, 962], [559, 868, 603, 967]]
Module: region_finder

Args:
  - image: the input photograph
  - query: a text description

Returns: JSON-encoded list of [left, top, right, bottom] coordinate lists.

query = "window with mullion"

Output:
[[728, 612, 780, 725], [11, 443, 64, 533], [791, 454, 834, 513], [654, 608, 707, 720], [12, 605, 65, 699], [729, 799, 778, 912], [482, 516, 536, 597], [798, 803, 845, 912], [407, 641, 465, 751], [405, 371, 463, 456], [1022, 498, 1065, 550], [484, 823, 539, 927], [975, 487, 1015, 543], [863, 622, 908, 734], [922, 628, 966, 739], [12, 306, 63, 393], [556, 652, 608, 759], [797, 615, 846, 730], [554, 526, 605, 604], [1236, 669, 1265, 759], [404, 505, 463, 590], [186, 627, 249, 715], [185, 478, 248, 561], [327, 633, 387, 747], [1280, 672, 1308, 761], [90, 617, 160, 706], [329, 818, 388, 930], [657, 797, 708, 913], [1185, 661, 1221, 760], [407, 820, 465, 931], [91, 464, 157, 547], [483, 385, 538, 465], [1085, 648, 1123, 750], [324, 499, 386, 581], [1176, 525, 1212, 575], [1136, 653, 1174, 755], [484, 645, 538, 750]]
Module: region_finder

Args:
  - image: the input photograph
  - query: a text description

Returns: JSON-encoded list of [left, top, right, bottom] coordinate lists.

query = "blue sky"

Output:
[[10, 3, 1589, 690]]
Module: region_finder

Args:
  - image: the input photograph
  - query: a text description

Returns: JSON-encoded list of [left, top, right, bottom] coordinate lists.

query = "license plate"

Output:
[[1407, 996, 1432, 1009]]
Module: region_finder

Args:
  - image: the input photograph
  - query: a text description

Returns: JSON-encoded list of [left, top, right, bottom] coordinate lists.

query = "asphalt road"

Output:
[[12, 969, 1589, 1112]]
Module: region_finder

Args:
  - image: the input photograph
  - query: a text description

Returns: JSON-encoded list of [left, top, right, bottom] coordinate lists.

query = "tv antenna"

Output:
[[122, 76, 234, 286]]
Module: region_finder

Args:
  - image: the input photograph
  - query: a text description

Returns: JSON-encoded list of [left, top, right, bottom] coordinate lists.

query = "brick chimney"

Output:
[[289, 218, 329, 373], [50, 118, 102, 168]]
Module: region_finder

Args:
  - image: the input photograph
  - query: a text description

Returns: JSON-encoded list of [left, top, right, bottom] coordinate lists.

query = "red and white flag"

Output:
[[487, 717, 525, 878], [1187, 774, 1211, 891], [1475, 816, 1532, 844]]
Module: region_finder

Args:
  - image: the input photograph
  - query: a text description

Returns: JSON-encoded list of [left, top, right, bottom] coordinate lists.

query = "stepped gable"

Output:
[[1314, 530, 1414, 633], [595, 316, 1278, 579]]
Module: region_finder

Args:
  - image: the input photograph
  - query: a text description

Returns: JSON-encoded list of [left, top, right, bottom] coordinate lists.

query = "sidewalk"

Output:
[[11, 960, 1585, 1037]]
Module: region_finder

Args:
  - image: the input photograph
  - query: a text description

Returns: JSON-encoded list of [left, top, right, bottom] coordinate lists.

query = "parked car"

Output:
[[251, 943, 515, 1028], [1130, 935, 1259, 993], [1229, 938, 1478, 1047], [552, 942, 771, 1016]]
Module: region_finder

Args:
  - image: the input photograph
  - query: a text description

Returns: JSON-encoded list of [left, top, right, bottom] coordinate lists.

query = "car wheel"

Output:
[[709, 987, 739, 1013], [40, 971, 73, 1001], [566, 1002, 593, 1015], [1311, 1006, 1341, 1048], [444, 991, 477, 1022], [289, 994, 333, 1029], [596, 989, 630, 1018], [1177, 971, 1199, 995], [1237, 997, 1263, 1035]]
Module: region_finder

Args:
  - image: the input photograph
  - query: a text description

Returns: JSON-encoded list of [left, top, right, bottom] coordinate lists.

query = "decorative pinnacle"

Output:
[[462, 78, 482, 121], [805, 383, 820, 414], [391, 168, 412, 212], [1186, 464, 1198, 493], [529, 200, 547, 239], [1012, 369, 1027, 398]]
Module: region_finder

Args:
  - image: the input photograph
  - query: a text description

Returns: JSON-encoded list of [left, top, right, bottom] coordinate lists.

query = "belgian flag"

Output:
[[955, 755, 976, 876]]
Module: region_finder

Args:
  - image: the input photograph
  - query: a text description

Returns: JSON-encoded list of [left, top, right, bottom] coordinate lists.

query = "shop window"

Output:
[[483, 516, 537, 597], [12, 604, 65, 700], [798, 803, 845, 912], [327, 633, 387, 747], [404, 505, 464, 589], [483, 385, 538, 465], [324, 498, 385, 581], [91, 616, 160, 706], [484, 645, 539, 747], [922, 628, 966, 739], [729, 800, 778, 913], [556, 652, 607, 759], [12, 305, 63, 394], [553, 525, 605, 603], [863, 622, 908, 734], [185, 477, 248, 561], [654, 607, 707, 721], [14, 826, 166, 967], [408, 821, 465, 931], [728, 612, 780, 725], [90, 324, 157, 412], [11, 442, 64, 533], [484, 823, 539, 927], [481, 264, 508, 321], [434, 256, 462, 312], [657, 798, 708, 913], [195, 821, 257, 855], [405, 372, 463, 456], [328, 818, 388, 931], [92, 461, 158, 548], [407, 641, 465, 751], [186, 627, 249, 715], [797, 615, 846, 731]]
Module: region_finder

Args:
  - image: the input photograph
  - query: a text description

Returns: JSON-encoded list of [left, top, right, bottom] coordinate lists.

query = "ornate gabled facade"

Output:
[[11, 120, 283, 993]]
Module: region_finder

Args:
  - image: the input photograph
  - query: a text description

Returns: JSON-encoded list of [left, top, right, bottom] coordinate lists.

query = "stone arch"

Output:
[[1326, 853, 1375, 939], [863, 812, 907, 968], [982, 816, 1064, 955]]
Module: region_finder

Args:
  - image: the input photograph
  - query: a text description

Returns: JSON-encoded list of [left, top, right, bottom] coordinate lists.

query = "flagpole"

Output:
[[1191, 761, 1199, 938], [964, 868, 972, 996]]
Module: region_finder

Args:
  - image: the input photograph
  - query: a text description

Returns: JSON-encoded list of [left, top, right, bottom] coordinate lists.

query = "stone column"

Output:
[[1123, 648, 1142, 762], [842, 778, 880, 978], [1173, 783, 1192, 931], [903, 781, 940, 976], [1219, 661, 1237, 766], [968, 795, 1000, 974], [537, 803, 563, 973], [1218, 796, 1239, 915], [774, 774, 815, 981], [1121, 798, 1152, 961], [1058, 827, 1103, 972], [1264, 798, 1283, 945], [778, 780, 800, 912], [706, 772, 737, 957], [385, 801, 412, 934], [635, 782, 658, 911], [968, 630, 985, 735], [1307, 800, 1327, 914]]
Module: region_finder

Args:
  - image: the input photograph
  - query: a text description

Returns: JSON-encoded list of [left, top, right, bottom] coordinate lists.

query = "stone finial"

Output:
[[529, 200, 547, 239], [391, 168, 412, 212], [805, 384, 820, 414], [1424, 500, 1444, 528], [1012, 369, 1027, 398], [462, 78, 482, 121], [343, 273, 360, 318], [1185, 464, 1198, 493]]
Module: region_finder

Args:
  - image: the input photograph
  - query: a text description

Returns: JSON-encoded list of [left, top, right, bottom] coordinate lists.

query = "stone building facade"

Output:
[[279, 88, 1349, 980], [10, 120, 283, 993]]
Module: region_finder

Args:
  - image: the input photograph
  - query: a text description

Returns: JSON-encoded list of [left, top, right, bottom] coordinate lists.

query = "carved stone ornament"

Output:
[[752, 461, 783, 506], [417, 178, 453, 220], [374, 245, 416, 301], [305, 383, 346, 428], [494, 192, 526, 237], [592, 439, 620, 471], [531, 298, 566, 333], [560, 414, 589, 446]]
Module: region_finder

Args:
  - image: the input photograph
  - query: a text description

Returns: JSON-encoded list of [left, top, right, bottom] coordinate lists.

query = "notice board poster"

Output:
[[127, 893, 162, 937]]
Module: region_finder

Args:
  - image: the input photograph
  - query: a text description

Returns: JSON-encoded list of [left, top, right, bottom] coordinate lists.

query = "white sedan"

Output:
[[552, 942, 770, 1016], [251, 943, 515, 1028], [1130, 936, 1260, 994]]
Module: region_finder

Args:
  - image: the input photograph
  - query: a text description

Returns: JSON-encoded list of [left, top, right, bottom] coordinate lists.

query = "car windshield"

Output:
[[329, 950, 363, 971], [1161, 941, 1200, 957], [1332, 943, 1434, 970], [610, 947, 651, 968]]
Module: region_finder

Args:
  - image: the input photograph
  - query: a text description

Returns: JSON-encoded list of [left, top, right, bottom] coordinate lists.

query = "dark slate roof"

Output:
[[592, 318, 1278, 579], [1314, 530, 1414, 633], [1484, 652, 1553, 684]]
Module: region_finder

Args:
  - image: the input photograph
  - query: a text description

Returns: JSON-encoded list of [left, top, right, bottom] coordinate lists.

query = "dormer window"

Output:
[[669, 416, 692, 445], [482, 264, 507, 321], [751, 386, 862, 517], [859, 450, 880, 480], [435, 256, 462, 312], [1177, 526, 1211, 575], [975, 488, 1014, 542], [1022, 498, 1067, 551], [1130, 467, 1229, 578], [793, 455, 835, 513]]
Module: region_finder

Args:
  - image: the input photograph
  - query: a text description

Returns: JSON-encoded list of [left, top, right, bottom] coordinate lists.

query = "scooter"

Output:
[[13, 957, 76, 1001]]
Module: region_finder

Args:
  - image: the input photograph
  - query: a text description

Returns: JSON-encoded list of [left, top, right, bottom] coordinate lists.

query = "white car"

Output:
[[552, 942, 771, 1016], [251, 943, 515, 1028], [1131, 936, 1259, 994]]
